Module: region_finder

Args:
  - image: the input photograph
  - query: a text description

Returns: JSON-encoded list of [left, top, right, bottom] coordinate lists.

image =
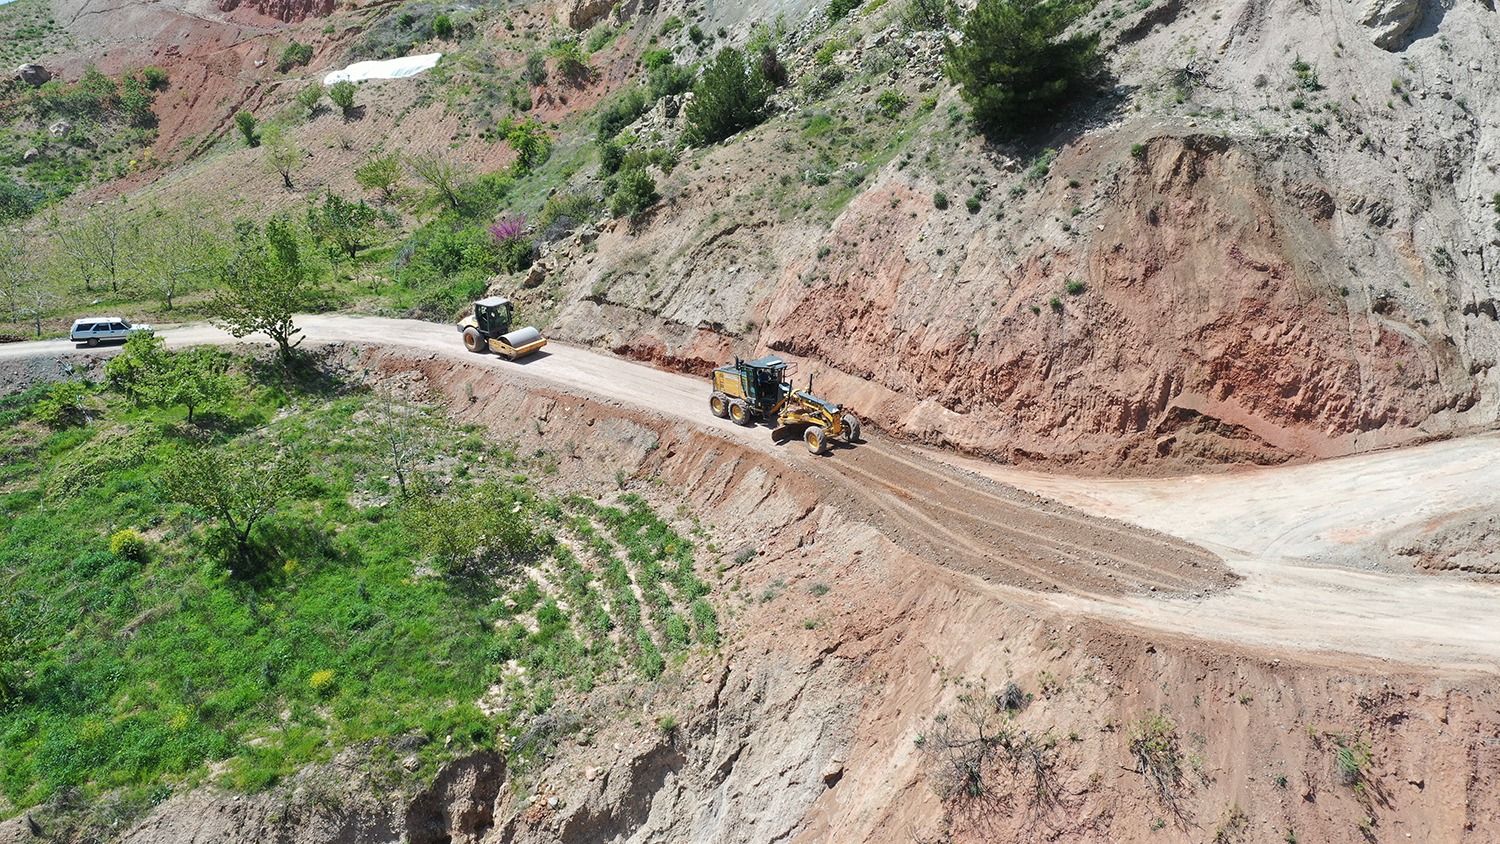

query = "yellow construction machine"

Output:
[[458, 296, 548, 360], [709, 356, 860, 455]]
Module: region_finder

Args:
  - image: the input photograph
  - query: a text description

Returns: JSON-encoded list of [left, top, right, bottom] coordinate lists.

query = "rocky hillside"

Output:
[[18, 0, 1498, 470]]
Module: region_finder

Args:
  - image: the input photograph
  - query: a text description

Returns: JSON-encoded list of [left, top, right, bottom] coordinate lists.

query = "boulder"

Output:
[[15, 64, 50, 86], [563, 0, 612, 30], [22, 148, 41, 163], [48, 120, 72, 137], [1360, 0, 1424, 51]]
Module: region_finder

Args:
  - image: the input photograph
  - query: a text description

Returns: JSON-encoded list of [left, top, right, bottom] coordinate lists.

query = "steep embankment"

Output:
[[5, 331, 1485, 843], [536, 0, 1500, 471]]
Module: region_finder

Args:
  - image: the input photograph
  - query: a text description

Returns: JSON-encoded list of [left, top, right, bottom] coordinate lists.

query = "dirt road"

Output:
[[7, 315, 1498, 670]]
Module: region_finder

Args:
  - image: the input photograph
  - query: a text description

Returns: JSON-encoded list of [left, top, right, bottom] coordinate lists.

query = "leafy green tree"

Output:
[[260, 123, 302, 189], [234, 111, 259, 147], [683, 47, 770, 146], [278, 41, 313, 72], [355, 151, 404, 200], [106, 330, 173, 405], [433, 13, 455, 39], [106, 333, 230, 423], [327, 80, 358, 116], [611, 167, 659, 218], [407, 153, 467, 211], [294, 83, 322, 117], [134, 207, 228, 309], [401, 482, 536, 576], [31, 380, 94, 428], [0, 175, 42, 222], [506, 120, 551, 174], [159, 441, 307, 573], [213, 216, 313, 364], [944, 0, 1101, 135], [166, 349, 233, 423], [307, 191, 384, 259]]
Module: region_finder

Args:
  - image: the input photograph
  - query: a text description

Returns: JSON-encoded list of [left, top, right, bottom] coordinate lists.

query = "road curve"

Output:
[[5, 315, 1498, 670]]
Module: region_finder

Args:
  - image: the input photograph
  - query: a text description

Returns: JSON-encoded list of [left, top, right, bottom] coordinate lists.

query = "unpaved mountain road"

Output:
[[7, 315, 1498, 671]]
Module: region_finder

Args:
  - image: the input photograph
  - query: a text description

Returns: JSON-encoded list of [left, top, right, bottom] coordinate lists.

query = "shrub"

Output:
[[965, 195, 981, 213], [432, 13, 454, 39], [597, 88, 648, 143], [538, 192, 601, 240], [523, 52, 547, 86], [876, 89, 907, 117], [32, 381, 92, 429], [278, 41, 313, 73], [648, 63, 696, 100], [1130, 141, 1147, 159], [327, 80, 357, 116], [904, 0, 956, 30], [945, 0, 1101, 135], [641, 48, 674, 70], [0, 175, 45, 221], [307, 669, 336, 696], [234, 111, 259, 147], [109, 529, 147, 561], [1065, 279, 1086, 294], [598, 140, 626, 176], [294, 83, 321, 116], [758, 47, 788, 88], [1129, 712, 1183, 810], [610, 168, 659, 218], [548, 39, 590, 83], [933, 191, 948, 209], [140, 66, 169, 90], [683, 47, 770, 146], [828, 0, 863, 21]]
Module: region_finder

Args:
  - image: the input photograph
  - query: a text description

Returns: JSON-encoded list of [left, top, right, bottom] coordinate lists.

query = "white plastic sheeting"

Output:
[[323, 53, 442, 85]]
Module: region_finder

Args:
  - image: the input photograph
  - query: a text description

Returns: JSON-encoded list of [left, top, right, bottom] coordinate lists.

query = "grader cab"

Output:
[[458, 296, 547, 360], [709, 356, 861, 455]]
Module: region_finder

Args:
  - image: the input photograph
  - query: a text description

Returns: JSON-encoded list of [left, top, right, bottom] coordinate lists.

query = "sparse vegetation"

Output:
[[919, 685, 1055, 811], [1128, 711, 1183, 813]]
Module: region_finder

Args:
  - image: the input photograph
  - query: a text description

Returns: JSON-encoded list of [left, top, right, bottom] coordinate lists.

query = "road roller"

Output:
[[708, 356, 860, 455], [457, 296, 548, 361]]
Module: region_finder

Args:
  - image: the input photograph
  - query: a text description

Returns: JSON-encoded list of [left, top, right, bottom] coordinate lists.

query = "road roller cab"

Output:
[[458, 296, 548, 360]]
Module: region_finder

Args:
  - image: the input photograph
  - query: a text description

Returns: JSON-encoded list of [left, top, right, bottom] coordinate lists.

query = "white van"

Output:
[[70, 317, 152, 346]]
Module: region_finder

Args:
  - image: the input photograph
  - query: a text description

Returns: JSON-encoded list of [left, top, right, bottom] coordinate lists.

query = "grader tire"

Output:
[[462, 327, 487, 353], [729, 401, 752, 426], [709, 394, 730, 419], [841, 413, 862, 444], [805, 426, 829, 455]]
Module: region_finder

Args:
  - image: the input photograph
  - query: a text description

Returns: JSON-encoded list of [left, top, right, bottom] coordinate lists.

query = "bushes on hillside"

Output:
[[277, 41, 313, 73], [945, 0, 1101, 135], [683, 46, 770, 146]]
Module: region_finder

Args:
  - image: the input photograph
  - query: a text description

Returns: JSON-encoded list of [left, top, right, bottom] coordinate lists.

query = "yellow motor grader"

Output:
[[458, 296, 548, 360], [709, 356, 860, 455]]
